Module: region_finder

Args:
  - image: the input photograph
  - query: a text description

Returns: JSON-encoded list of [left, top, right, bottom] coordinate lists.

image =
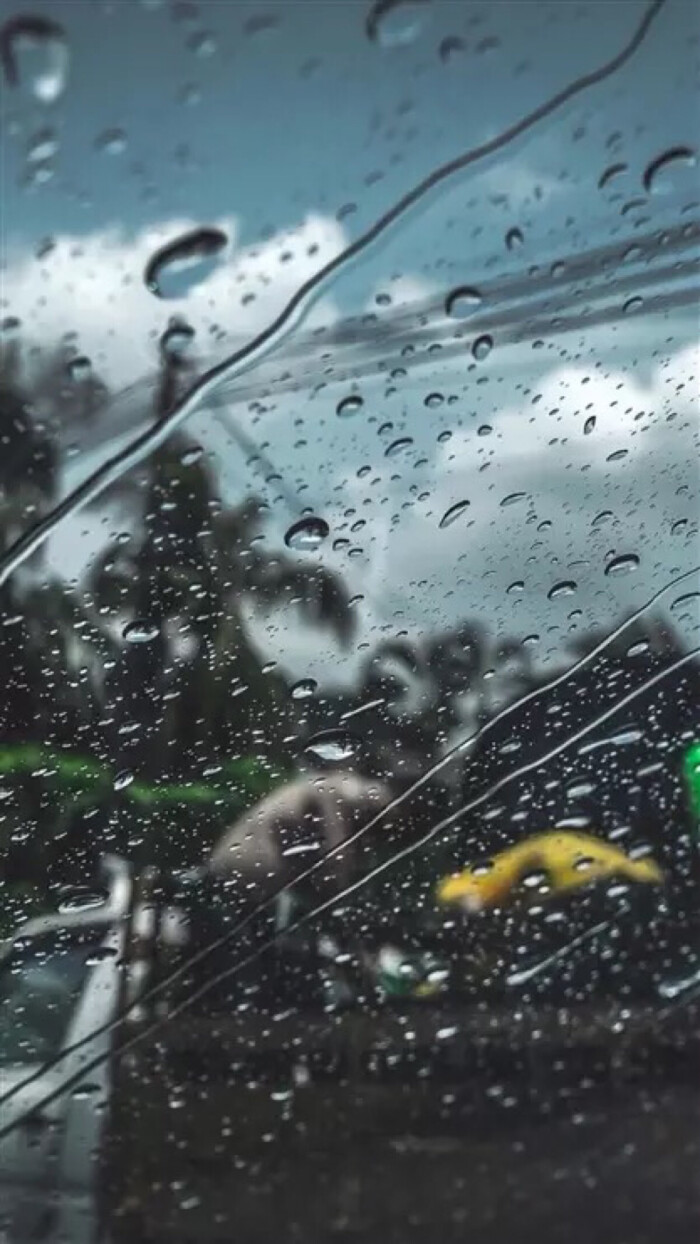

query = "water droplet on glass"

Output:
[[620, 197, 647, 218], [179, 81, 201, 106], [445, 285, 482, 318], [671, 518, 687, 536], [548, 580, 577, 601], [627, 639, 649, 657], [385, 436, 413, 458], [304, 729, 357, 763], [439, 499, 470, 529], [284, 516, 329, 552], [592, 510, 613, 527], [161, 317, 196, 358], [188, 29, 217, 57], [472, 334, 493, 361], [598, 162, 627, 190], [500, 492, 527, 508], [507, 580, 524, 595], [123, 619, 159, 644], [439, 34, 465, 63], [622, 295, 643, 314], [95, 127, 127, 155], [583, 415, 596, 435], [113, 770, 134, 792], [521, 869, 548, 890], [244, 14, 280, 37], [26, 127, 58, 162], [291, 678, 318, 701], [424, 392, 444, 408], [85, 946, 118, 966], [642, 146, 696, 194], [505, 227, 524, 251], [607, 726, 644, 747], [670, 590, 700, 613], [144, 226, 228, 299], [366, 0, 429, 49], [57, 889, 104, 914], [1, 16, 69, 103], [566, 778, 596, 799], [67, 355, 91, 382], [180, 444, 203, 466], [25, 161, 54, 187], [604, 553, 639, 577], [337, 394, 364, 418], [1, 315, 22, 339]]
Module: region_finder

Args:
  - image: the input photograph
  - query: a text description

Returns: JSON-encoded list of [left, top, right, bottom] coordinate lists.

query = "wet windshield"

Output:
[[0, 931, 100, 1064], [0, 1, 698, 1241]]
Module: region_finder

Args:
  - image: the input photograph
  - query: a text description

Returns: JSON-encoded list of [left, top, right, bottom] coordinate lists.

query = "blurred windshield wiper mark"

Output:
[[235, 219, 699, 369], [1, 641, 694, 1146], [1, 565, 696, 1117], [202, 246, 699, 412], [0, 0, 666, 588], [69, 224, 698, 457], [264, 258, 699, 398]]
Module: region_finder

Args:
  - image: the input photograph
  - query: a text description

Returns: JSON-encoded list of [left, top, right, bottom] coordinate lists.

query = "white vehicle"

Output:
[[0, 858, 141, 1244]]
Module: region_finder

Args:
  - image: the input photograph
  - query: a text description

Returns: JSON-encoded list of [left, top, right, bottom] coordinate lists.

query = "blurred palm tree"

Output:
[[0, 339, 114, 893], [86, 334, 357, 795]]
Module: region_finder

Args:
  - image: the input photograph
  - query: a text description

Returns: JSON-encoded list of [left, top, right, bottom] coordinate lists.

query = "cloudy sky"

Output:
[[1, 0, 698, 688]]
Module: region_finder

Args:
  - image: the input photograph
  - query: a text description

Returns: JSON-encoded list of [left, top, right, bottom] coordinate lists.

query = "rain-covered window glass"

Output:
[[0, 2, 698, 1242], [0, 931, 99, 1064]]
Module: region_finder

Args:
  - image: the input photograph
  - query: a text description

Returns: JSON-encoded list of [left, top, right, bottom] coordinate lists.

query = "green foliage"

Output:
[[684, 742, 700, 832], [0, 743, 284, 810]]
